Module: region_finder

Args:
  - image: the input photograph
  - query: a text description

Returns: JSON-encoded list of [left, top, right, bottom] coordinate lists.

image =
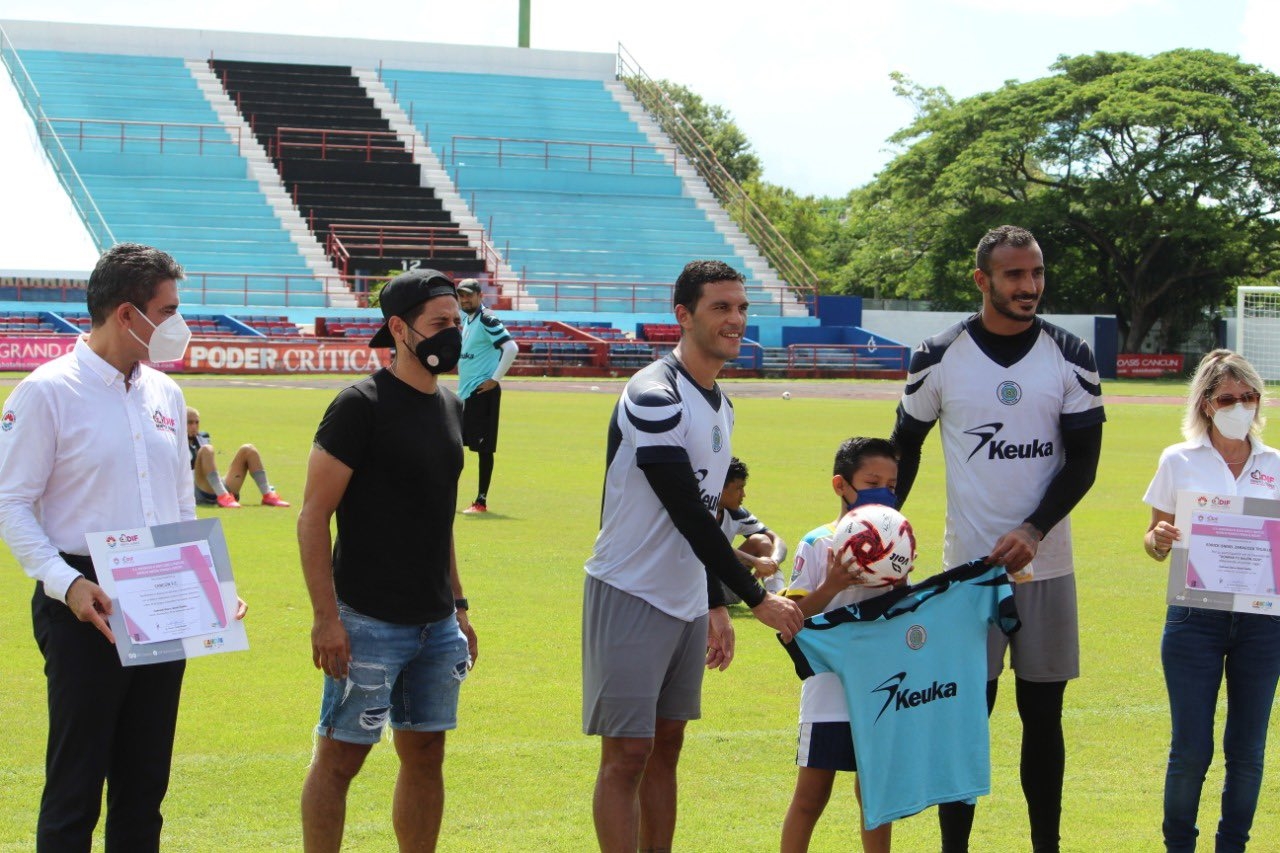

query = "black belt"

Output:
[[58, 552, 97, 583]]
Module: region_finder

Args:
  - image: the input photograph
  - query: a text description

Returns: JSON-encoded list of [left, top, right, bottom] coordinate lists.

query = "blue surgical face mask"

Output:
[[846, 486, 898, 512]]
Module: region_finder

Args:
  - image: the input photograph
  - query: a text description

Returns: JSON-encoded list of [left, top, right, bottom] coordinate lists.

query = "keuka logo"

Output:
[[1, 409, 14, 431], [963, 422, 1054, 462], [871, 671, 958, 723]]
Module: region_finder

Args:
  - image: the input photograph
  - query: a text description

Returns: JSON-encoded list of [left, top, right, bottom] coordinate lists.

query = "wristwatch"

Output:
[[454, 597, 470, 611]]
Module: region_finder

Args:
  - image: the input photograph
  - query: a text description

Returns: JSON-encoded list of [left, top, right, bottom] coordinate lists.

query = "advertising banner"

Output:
[[184, 340, 391, 374], [0, 337, 391, 375], [0, 336, 78, 371], [1116, 353, 1183, 378]]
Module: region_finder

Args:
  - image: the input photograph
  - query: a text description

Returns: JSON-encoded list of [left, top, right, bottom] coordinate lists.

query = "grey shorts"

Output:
[[988, 572, 1079, 682], [582, 575, 708, 738]]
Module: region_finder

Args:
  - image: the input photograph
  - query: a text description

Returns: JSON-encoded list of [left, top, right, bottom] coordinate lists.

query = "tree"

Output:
[[846, 50, 1280, 349], [625, 78, 763, 185]]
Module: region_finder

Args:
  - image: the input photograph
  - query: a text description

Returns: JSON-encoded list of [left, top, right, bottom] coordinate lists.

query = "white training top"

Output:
[[787, 521, 885, 723], [898, 317, 1105, 580], [586, 355, 735, 621], [0, 337, 194, 602], [1143, 433, 1280, 512]]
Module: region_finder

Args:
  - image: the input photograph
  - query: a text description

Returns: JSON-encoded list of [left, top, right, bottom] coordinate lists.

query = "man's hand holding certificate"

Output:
[[86, 518, 248, 666]]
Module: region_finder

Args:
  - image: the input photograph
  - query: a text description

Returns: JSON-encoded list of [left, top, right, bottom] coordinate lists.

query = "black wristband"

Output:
[[454, 598, 469, 611]]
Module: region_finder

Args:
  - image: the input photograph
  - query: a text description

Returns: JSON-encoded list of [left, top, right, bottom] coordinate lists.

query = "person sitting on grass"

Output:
[[717, 456, 789, 602], [187, 406, 290, 508]]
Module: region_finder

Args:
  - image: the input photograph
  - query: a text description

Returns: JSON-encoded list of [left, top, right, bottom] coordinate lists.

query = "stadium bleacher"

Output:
[[379, 69, 771, 313], [16, 49, 326, 307]]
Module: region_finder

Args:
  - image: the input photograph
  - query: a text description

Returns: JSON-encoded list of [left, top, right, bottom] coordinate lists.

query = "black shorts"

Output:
[[462, 385, 501, 452]]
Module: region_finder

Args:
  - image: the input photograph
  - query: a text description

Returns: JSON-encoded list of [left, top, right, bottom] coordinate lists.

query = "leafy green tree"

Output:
[[630, 78, 763, 185], [846, 50, 1280, 349]]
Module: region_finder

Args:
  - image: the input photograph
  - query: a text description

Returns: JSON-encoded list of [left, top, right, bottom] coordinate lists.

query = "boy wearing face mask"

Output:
[[780, 436, 899, 853], [298, 270, 477, 852]]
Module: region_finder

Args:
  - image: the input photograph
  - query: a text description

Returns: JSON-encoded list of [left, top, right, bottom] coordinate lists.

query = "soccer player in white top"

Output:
[[583, 260, 803, 853], [890, 226, 1105, 853]]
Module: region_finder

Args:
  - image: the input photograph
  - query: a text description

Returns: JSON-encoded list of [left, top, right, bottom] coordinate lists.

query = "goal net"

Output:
[[1237, 286, 1280, 383]]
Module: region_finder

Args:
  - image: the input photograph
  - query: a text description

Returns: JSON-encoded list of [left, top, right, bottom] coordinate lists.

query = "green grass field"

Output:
[[0, 377, 1275, 851]]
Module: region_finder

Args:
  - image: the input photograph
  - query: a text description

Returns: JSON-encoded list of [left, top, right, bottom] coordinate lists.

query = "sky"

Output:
[[2, 0, 1279, 269]]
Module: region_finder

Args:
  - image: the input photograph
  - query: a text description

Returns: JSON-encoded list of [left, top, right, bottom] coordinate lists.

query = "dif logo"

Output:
[[1196, 495, 1233, 510], [106, 532, 141, 549]]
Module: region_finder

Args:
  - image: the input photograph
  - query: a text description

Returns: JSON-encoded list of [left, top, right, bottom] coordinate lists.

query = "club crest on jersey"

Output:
[[871, 671, 958, 723], [905, 625, 927, 650], [711, 426, 723, 453], [996, 380, 1022, 406], [1, 409, 14, 431]]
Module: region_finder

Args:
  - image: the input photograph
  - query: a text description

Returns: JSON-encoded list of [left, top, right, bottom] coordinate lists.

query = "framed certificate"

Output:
[[85, 518, 248, 667], [1170, 490, 1280, 615]]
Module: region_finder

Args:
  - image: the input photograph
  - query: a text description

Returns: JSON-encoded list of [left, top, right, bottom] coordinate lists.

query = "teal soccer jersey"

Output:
[[459, 307, 512, 399], [782, 561, 1019, 829]]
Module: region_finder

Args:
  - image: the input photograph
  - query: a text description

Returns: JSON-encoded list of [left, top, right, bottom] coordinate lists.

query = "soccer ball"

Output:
[[781, 391, 791, 400], [832, 505, 917, 588]]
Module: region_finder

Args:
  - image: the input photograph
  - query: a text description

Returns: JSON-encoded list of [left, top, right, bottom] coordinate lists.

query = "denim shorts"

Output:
[[316, 603, 471, 744]]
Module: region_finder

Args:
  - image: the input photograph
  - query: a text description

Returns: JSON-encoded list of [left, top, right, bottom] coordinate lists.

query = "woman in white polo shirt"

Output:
[[1143, 349, 1280, 853]]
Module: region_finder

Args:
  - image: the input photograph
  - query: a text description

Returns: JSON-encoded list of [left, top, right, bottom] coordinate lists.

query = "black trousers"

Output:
[[32, 558, 185, 853]]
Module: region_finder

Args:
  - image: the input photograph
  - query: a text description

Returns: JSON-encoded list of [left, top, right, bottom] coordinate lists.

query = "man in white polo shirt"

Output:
[[0, 243, 244, 852]]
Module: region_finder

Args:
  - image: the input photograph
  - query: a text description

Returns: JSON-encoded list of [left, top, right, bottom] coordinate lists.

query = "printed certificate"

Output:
[[1170, 491, 1280, 616], [86, 518, 248, 666]]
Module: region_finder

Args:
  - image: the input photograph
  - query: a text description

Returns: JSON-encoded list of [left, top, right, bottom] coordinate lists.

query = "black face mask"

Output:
[[407, 324, 462, 374]]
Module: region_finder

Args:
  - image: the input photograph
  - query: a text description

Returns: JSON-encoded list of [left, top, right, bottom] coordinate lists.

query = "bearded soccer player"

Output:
[[583, 260, 803, 852], [890, 225, 1104, 853]]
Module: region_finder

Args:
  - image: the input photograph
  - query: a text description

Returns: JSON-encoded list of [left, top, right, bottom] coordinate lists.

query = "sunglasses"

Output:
[[1210, 391, 1260, 408]]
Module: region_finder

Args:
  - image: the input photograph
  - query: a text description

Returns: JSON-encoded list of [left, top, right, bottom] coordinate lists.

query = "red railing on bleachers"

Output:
[[40, 117, 243, 155], [515, 279, 802, 317], [325, 223, 510, 288], [450, 135, 677, 174], [271, 126, 413, 161]]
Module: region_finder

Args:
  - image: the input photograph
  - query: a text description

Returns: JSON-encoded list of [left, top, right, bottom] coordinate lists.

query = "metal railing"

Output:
[[450, 135, 677, 175], [786, 343, 910, 373], [515, 278, 801, 316], [324, 223, 508, 286], [0, 25, 115, 249], [40, 117, 241, 155], [616, 42, 818, 307], [271, 126, 413, 161]]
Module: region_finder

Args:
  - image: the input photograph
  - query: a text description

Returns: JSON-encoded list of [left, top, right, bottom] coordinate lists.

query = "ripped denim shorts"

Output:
[[316, 602, 471, 744]]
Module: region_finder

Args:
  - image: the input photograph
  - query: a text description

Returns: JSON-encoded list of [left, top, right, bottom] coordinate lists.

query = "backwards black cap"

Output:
[[368, 269, 457, 348]]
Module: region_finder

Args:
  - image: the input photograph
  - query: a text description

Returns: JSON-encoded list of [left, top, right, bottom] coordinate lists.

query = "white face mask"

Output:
[[128, 304, 192, 363], [1212, 403, 1256, 441]]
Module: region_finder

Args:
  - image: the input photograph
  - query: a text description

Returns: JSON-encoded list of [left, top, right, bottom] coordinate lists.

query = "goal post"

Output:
[[1237, 286, 1280, 383]]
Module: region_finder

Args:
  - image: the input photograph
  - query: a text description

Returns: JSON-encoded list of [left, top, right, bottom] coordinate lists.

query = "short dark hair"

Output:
[[724, 456, 748, 486], [833, 437, 898, 481], [87, 243, 184, 326], [975, 225, 1037, 274], [673, 260, 745, 314]]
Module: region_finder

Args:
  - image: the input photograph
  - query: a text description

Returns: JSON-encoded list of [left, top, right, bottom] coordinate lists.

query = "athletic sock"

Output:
[[477, 452, 494, 504], [251, 469, 271, 495], [1015, 677, 1066, 853], [206, 471, 229, 496]]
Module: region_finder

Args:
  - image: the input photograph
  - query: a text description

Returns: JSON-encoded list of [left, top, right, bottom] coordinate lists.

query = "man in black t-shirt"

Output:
[[298, 270, 479, 852]]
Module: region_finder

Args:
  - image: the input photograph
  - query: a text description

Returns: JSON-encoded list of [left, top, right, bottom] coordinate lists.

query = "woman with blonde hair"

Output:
[[1142, 349, 1280, 852]]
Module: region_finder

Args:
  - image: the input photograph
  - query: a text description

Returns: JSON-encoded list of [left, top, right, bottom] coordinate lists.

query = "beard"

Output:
[[989, 287, 1038, 323]]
